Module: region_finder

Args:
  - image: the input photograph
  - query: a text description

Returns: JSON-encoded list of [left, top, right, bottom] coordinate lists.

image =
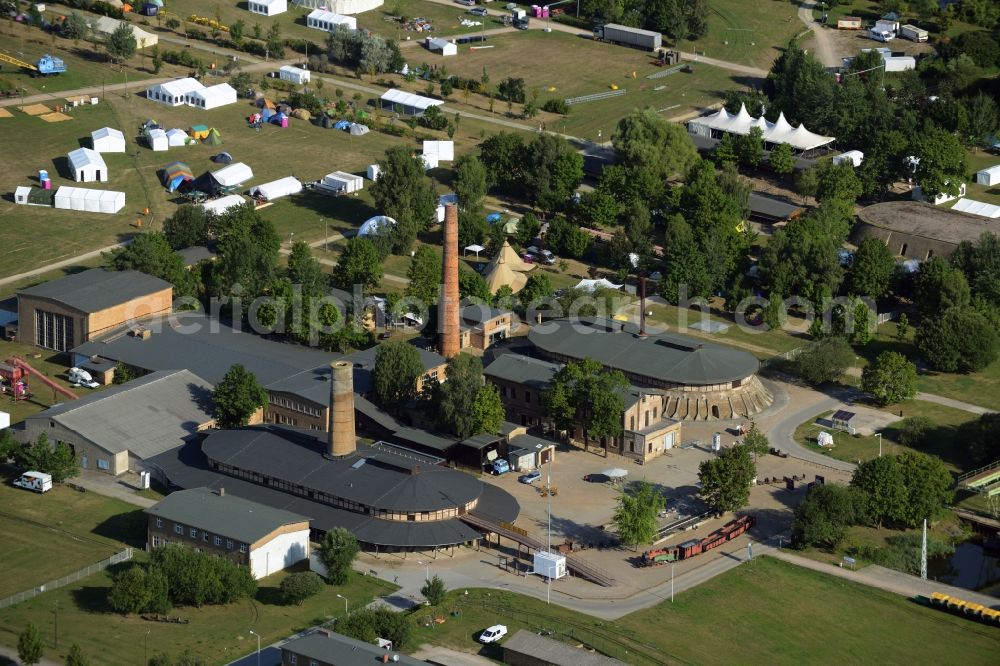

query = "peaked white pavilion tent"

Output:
[[951, 198, 1000, 219], [687, 104, 835, 151], [54, 186, 125, 213], [91, 127, 126, 153], [211, 162, 254, 187], [166, 128, 189, 147], [67, 148, 108, 182], [202, 194, 247, 216], [249, 176, 302, 201]]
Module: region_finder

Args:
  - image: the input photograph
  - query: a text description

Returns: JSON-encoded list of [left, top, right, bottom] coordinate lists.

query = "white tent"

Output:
[[279, 65, 311, 85], [367, 164, 380, 180], [976, 165, 1000, 186], [93, 16, 158, 48], [212, 162, 254, 187], [912, 182, 966, 205], [67, 148, 108, 182], [321, 171, 363, 193], [54, 186, 124, 213], [833, 150, 864, 167], [379, 89, 443, 115], [349, 123, 370, 136], [423, 140, 454, 163], [357, 215, 396, 237], [574, 278, 623, 292], [91, 127, 126, 153], [293, 0, 384, 13], [166, 128, 189, 147], [250, 176, 302, 201], [951, 198, 1000, 219], [145, 78, 235, 110], [687, 104, 835, 151], [192, 83, 237, 110], [248, 0, 287, 15], [307, 9, 357, 30], [202, 194, 247, 216], [422, 154, 439, 170], [817, 431, 834, 448], [146, 128, 168, 151], [426, 37, 457, 56]]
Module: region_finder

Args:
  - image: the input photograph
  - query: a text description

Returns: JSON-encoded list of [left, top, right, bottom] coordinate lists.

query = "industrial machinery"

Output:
[[639, 515, 755, 566], [0, 53, 67, 76], [0, 357, 79, 402]]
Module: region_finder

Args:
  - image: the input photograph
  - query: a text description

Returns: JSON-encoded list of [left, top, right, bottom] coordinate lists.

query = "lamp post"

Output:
[[336, 593, 348, 616], [144, 629, 150, 665], [875, 433, 882, 457], [670, 562, 675, 603], [248, 629, 260, 666]]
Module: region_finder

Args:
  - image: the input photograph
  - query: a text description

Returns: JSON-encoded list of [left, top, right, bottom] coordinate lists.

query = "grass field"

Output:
[[409, 557, 1000, 665], [682, 0, 805, 69], [0, 563, 396, 666], [0, 470, 145, 599]]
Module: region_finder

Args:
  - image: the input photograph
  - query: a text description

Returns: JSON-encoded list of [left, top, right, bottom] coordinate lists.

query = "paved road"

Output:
[[798, 1, 840, 67], [764, 382, 860, 472], [916, 392, 995, 415]]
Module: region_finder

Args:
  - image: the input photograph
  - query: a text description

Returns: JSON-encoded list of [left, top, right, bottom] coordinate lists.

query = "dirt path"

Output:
[[798, 1, 840, 67]]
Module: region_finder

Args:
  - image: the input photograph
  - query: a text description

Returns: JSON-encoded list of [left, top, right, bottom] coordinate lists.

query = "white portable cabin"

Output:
[[146, 128, 169, 151], [832, 150, 864, 167], [202, 194, 247, 216], [366, 164, 380, 180], [212, 162, 254, 187], [54, 186, 125, 214], [279, 65, 311, 85], [166, 128, 189, 147], [14, 186, 32, 205], [307, 9, 356, 31], [91, 127, 126, 153], [423, 140, 454, 163], [67, 148, 108, 182], [321, 171, 363, 193], [426, 37, 457, 56], [250, 176, 303, 201], [975, 165, 1000, 186], [248, 0, 287, 15], [951, 198, 1000, 219], [533, 551, 566, 580]]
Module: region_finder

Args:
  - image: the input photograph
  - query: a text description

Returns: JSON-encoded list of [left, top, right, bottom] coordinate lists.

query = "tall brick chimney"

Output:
[[328, 361, 356, 458], [439, 202, 460, 358]]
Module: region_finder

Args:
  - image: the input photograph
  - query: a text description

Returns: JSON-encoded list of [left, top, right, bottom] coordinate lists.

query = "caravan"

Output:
[[13, 471, 52, 493]]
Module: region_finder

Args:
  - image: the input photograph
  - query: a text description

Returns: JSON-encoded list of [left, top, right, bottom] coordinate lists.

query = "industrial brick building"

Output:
[[145, 487, 310, 579], [18, 269, 172, 352], [460, 303, 512, 350]]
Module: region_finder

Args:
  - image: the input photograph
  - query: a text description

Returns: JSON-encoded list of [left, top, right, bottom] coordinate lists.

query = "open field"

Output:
[[0, 469, 144, 598], [409, 557, 1000, 665], [682, 0, 804, 69], [0, 563, 396, 666]]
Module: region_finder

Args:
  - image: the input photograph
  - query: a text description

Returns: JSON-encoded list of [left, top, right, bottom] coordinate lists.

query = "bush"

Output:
[[337, 608, 411, 650], [279, 572, 324, 605], [541, 98, 569, 114], [897, 416, 934, 447], [795, 337, 855, 385]]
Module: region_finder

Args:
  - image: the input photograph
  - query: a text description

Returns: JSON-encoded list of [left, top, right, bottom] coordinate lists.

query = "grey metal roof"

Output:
[[459, 433, 503, 450], [502, 630, 626, 666], [27, 370, 213, 459], [282, 631, 426, 666], [748, 193, 803, 222], [18, 268, 171, 314], [72, 312, 336, 385], [145, 487, 309, 544], [484, 354, 560, 389], [390, 427, 458, 453], [201, 426, 478, 512], [461, 303, 510, 326], [528, 318, 760, 385]]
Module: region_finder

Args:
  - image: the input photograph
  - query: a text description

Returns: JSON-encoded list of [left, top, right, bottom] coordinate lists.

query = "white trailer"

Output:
[[13, 471, 53, 493], [900, 24, 928, 42], [533, 551, 567, 580]]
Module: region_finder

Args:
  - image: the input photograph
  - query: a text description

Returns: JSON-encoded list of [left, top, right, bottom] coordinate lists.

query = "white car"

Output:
[[68, 367, 99, 389], [479, 624, 508, 643]]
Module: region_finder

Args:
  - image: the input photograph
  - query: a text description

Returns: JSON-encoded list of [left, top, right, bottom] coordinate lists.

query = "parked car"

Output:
[[68, 367, 99, 389], [522, 253, 535, 264], [540, 249, 556, 265], [485, 459, 510, 475], [479, 625, 508, 643], [470, 6, 488, 15], [518, 470, 542, 484]]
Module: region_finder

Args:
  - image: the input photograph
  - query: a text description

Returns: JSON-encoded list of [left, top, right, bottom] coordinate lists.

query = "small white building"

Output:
[[145, 128, 169, 152], [833, 150, 864, 168], [533, 551, 567, 580], [975, 164, 1000, 186], [67, 148, 108, 182], [426, 37, 457, 56], [54, 186, 125, 214], [912, 182, 966, 206], [279, 65, 311, 85], [202, 194, 248, 216], [91, 127, 126, 153], [248, 0, 287, 16], [366, 164, 380, 180], [166, 128, 189, 147], [306, 9, 357, 31], [319, 171, 363, 194]]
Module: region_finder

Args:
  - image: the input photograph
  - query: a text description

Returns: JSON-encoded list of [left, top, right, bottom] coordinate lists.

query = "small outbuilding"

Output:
[[533, 551, 566, 580], [831, 410, 856, 433], [247, 0, 286, 16], [366, 163, 380, 180], [91, 127, 126, 153], [67, 148, 108, 182], [166, 128, 189, 147], [837, 16, 862, 29], [912, 182, 966, 206], [249, 176, 302, 202], [975, 165, 1000, 186], [319, 171, 363, 194], [278, 65, 310, 85], [426, 36, 457, 56], [145, 128, 168, 151], [833, 150, 864, 167], [202, 194, 247, 216]]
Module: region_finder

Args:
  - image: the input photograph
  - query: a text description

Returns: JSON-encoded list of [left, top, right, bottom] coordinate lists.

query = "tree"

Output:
[[545, 217, 590, 259], [964, 93, 999, 147], [17, 434, 78, 483], [370, 147, 437, 254], [436, 354, 487, 438], [743, 426, 770, 458], [849, 237, 895, 299], [918, 306, 1000, 372], [318, 527, 359, 585], [479, 132, 526, 194], [912, 124, 970, 199], [109, 564, 156, 614], [766, 41, 836, 131], [576, 190, 620, 228], [612, 108, 698, 204], [958, 413, 1000, 466], [458, 269, 491, 303], [686, 0, 709, 37], [796, 337, 855, 385], [523, 134, 584, 213], [61, 13, 89, 41], [515, 212, 541, 247], [861, 351, 916, 406], [405, 246, 441, 306], [759, 209, 845, 303], [106, 22, 137, 66], [613, 480, 665, 550], [212, 364, 267, 429], [287, 241, 327, 297], [163, 205, 210, 250], [791, 484, 867, 549], [519, 273, 553, 308], [794, 166, 818, 202], [736, 126, 764, 168], [453, 155, 487, 215], [952, 232, 1000, 309], [66, 643, 89, 666], [177, 650, 206, 666], [333, 237, 383, 292], [17, 623, 43, 665], [470, 384, 504, 436], [698, 444, 755, 514], [280, 571, 324, 605], [337, 608, 411, 650], [851, 456, 906, 528], [814, 160, 863, 204], [913, 257, 970, 317], [768, 142, 796, 175], [659, 215, 711, 303], [210, 205, 281, 301], [107, 232, 195, 298], [149, 653, 173, 666], [421, 574, 447, 605], [373, 341, 424, 410], [897, 450, 953, 527], [544, 359, 628, 450]]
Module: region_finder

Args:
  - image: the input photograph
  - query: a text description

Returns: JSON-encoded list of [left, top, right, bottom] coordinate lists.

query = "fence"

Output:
[[0, 548, 133, 609], [564, 89, 626, 106], [758, 345, 805, 368]]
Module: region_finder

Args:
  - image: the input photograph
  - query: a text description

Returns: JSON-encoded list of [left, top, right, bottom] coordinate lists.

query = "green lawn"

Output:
[[681, 0, 805, 69], [410, 557, 1000, 665], [0, 470, 145, 599], [0, 564, 396, 666]]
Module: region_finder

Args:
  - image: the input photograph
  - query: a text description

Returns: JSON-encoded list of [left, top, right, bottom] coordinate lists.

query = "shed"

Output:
[[165, 128, 189, 147], [14, 186, 32, 205], [426, 36, 457, 56], [91, 127, 126, 153], [837, 16, 862, 29], [320, 171, 363, 194], [248, 0, 286, 15], [250, 176, 302, 201], [830, 410, 856, 432], [202, 194, 247, 216], [379, 89, 443, 116], [211, 162, 254, 187], [366, 163, 380, 180], [833, 150, 864, 167], [54, 186, 125, 214], [306, 9, 356, 31], [279, 65, 310, 85], [975, 165, 1000, 186], [67, 148, 108, 182], [145, 128, 168, 151]]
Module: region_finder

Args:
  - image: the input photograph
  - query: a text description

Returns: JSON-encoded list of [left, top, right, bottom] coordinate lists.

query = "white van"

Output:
[[68, 367, 99, 389], [870, 29, 895, 42], [13, 471, 53, 493]]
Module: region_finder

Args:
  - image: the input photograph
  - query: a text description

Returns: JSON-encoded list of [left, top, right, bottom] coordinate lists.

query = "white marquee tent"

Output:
[[202, 194, 247, 216], [306, 9, 357, 30], [976, 165, 1000, 186], [423, 140, 454, 163], [91, 127, 126, 153], [379, 89, 443, 116], [250, 176, 302, 201], [951, 198, 1000, 219], [687, 103, 835, 151], [248, 0, 287, 15], [166, 128, 190, 147], [192, 83, 238, 110], [321, 171, 363, 193], [357, 215, 396, 237], [279, 65, 311, 85], [574, 278, 623, 292], [67, 148, 108, 182], [833, 150, 864, 167], [146, 128, 169, 151], [293, 0, 384, 13], [211, 162, 254, 187], [54, 186, 125, 214], [145, 78, 236, 110], [426, 37, 457, 56]]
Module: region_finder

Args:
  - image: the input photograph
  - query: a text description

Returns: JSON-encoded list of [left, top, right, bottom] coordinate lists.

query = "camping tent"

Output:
[[91, 127, 126, 153], [162, 162, 193, 192], [212, 152, 234, 164], [357, 215, 396, 237], [976, 165, 1000, 186], [202, 194, 247, 216], [250, 176, 302, 201], [203, 128, 223, 145], [212, 162, 254, 187], [574, 278, 623, 292], [189, 172, 222, 196], [166, 128, 189, 147], [349, 123, 370, 136], [53, 186, 124, 213], [146, 128, 168, 151], [484, 240, 533, 294], [320, 171, 363, 194], [189, 125, 210, 140], [256, 98, 276, 110], [67, 148, 108, 182]]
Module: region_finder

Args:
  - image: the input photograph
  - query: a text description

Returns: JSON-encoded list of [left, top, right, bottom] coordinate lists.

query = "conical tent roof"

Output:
[[495, 239, 534, 273], [204, 128, 223, 145], [484, 240, 531, 294]]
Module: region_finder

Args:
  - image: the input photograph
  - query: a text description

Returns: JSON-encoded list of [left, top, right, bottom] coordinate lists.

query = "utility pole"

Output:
[[920, 519, 928, 580]]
